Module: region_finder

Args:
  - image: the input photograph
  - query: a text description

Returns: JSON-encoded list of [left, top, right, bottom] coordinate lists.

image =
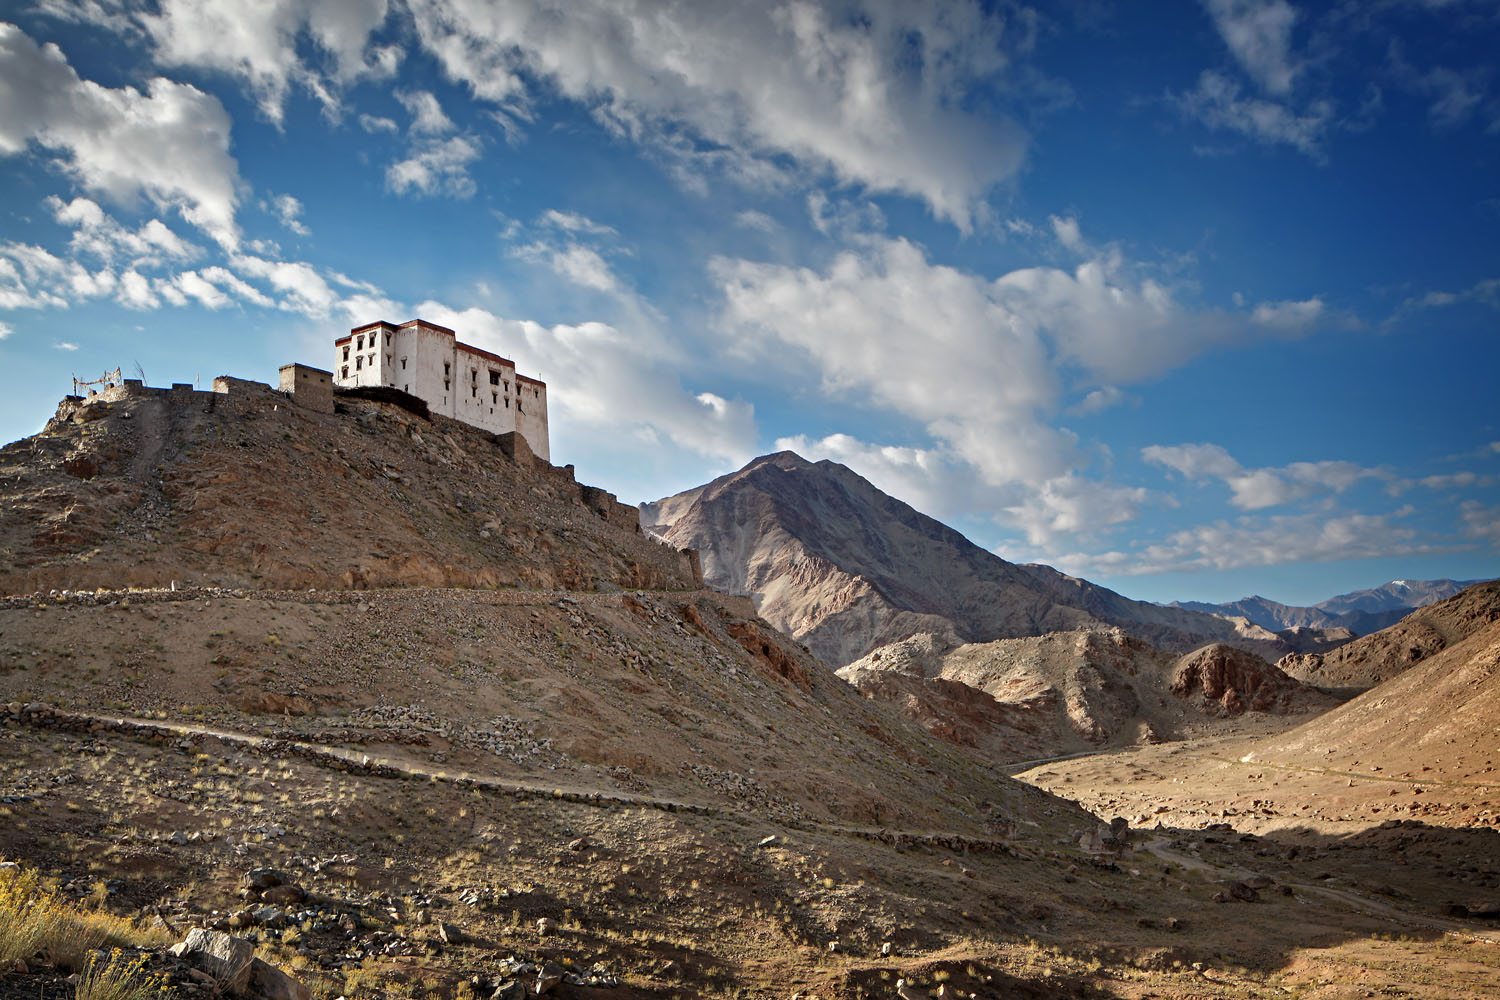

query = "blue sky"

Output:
[[1, 0, 1496, 607]]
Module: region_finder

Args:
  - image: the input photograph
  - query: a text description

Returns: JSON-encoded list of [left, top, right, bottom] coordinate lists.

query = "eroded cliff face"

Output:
[[643, 452, 1316, 668], [840, 629, 1336, 762], [1170, 643, 1316, 717]]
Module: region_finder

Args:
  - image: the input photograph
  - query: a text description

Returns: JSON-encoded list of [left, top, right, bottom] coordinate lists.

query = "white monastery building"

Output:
[[333, 319, 549, 462]]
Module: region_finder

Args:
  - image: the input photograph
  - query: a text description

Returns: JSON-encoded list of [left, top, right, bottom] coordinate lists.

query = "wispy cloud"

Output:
[[1202, 0, 1302, 95], [1174, 70, 1332, 158], [1051, 507, 1432, 578], [1143, 442, 1388, 510]]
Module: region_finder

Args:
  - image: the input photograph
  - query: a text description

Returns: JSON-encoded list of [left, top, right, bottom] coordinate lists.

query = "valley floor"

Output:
[[1, 588, 1497, 998]]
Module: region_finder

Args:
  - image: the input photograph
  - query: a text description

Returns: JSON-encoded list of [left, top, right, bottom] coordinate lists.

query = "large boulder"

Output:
[[249, 957, 312, 1000], [169, 929, 255, 993]]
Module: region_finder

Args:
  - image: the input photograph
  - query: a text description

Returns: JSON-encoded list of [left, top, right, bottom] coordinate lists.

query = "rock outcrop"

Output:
[[841, 627, 1334, 763], [1170, 644, 1314, 717], [0, 384, 700, 595]]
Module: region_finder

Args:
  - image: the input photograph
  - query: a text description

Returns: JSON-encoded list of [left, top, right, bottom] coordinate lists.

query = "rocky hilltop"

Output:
[[643, 452, 1315, 667], [1277, 578, 1500, 692], [0, 378, 696, 594]]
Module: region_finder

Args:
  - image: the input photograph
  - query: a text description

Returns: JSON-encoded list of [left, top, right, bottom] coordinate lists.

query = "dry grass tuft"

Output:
[[0, 863, 171, 971], [76, 949, 172, 1000]]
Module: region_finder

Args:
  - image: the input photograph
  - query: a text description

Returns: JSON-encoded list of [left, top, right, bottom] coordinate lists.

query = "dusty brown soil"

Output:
[[7, 703, 1500, 1000]]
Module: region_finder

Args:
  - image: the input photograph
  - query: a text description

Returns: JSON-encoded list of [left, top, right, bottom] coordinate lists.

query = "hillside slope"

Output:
[[643, 452, 1304, 667], [1278, 579, 1500, 691], [1257, 615, 1500, 784]]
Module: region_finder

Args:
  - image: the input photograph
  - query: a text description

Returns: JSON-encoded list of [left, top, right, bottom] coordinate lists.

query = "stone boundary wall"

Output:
[[0, 584, 737, 614], [579, 485, 644, 534], [0, 700, 1024, 854]]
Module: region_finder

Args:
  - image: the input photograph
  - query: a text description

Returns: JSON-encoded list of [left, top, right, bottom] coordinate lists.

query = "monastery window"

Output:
[[444, 379, 450, 391], [401, 357, 407, 370], [489, 370, 500, 386], [368, 354, 375, 365], [355, 356, 362, 370], [386, 354, 392, 366], [471, 368, 478, 382], [471, 386, 477, 398], [404, 384, 409, 393], [491, 391, 498, 404], [342, 366, 349, 379], [357, 335, 364, 350], [504, 398, 509, 408], [342, 346, 349, 361]]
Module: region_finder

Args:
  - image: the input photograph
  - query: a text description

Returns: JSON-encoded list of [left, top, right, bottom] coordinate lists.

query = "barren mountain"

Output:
[[643, 452, 1310, 667], [1278, 579, 1500, 691], [838, 629, 1332, 763], [1169, 578, 1483, 634]]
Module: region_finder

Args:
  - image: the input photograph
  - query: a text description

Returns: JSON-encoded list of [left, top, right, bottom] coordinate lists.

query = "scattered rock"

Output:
[[1223, 880, 1259, 902], [249, 957, 312, 1000], [243, 868, 292, 891], [536, 961, 565, 995], [168, 929, 255, 994], [261, 885, 306, 906]]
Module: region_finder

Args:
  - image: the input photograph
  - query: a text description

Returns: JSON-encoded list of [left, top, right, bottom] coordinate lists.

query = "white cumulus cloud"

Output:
[[0, 23, 242, 247], [404, 0, 1034, 229]]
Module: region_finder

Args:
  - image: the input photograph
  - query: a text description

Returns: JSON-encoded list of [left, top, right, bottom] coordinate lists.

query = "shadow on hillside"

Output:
[[1086, 817, 1500, 979]]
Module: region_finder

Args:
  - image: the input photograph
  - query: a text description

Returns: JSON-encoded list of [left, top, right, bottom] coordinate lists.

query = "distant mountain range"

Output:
[[1168, 578, 1486, 635], [641, 452, 1335, 668]]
